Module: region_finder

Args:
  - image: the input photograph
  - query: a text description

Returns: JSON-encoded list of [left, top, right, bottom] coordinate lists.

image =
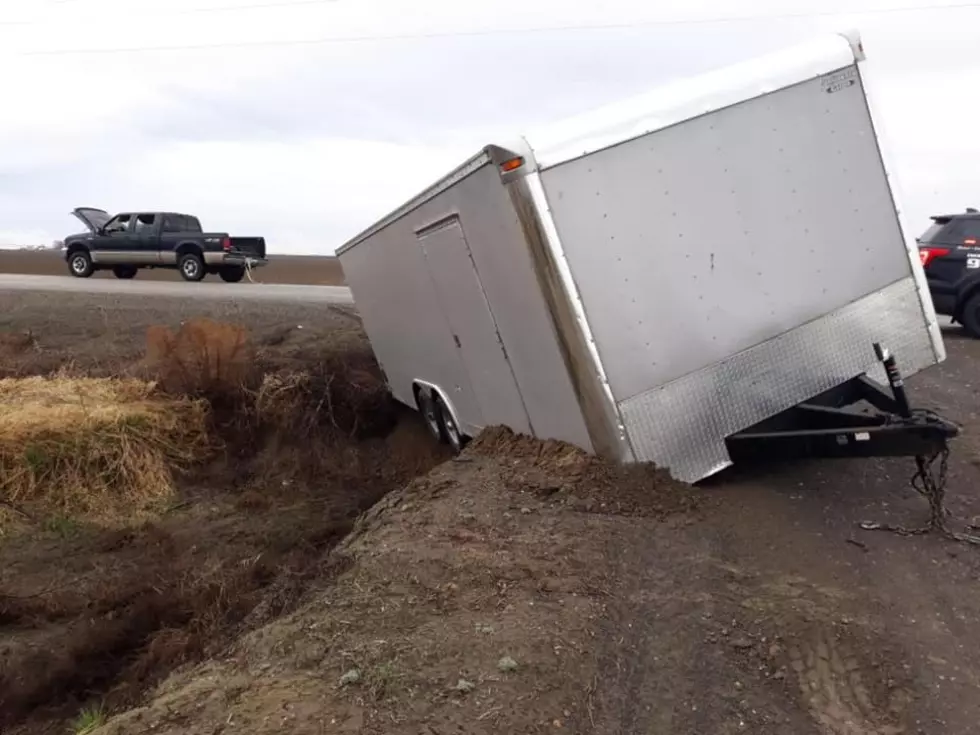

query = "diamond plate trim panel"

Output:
[[618, 278, 939, 483]]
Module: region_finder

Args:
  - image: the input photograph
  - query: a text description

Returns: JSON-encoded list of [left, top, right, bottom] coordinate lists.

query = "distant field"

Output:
[[0, 250, 346, 286]]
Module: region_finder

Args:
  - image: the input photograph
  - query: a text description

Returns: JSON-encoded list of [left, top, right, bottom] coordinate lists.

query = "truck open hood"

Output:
[[71, 207, 111, 234]]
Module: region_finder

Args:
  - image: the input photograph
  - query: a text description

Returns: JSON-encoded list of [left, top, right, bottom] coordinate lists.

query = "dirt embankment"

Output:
[[0, 304, 447, 735], [3, 293, 980, 735], [87, 429, 702, 735], [80, 417, 980, 735]]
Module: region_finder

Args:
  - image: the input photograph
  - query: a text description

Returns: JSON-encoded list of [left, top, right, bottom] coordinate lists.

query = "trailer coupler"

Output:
[[725, 343, 958, 463]]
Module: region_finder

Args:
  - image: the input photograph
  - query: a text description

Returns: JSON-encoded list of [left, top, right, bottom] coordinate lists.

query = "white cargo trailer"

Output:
[[337, 31, 957, 483]]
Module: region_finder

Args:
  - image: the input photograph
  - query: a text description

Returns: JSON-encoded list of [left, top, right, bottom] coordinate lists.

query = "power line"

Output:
[[0, 0, 341, 25], [9, 2, 980, 57]]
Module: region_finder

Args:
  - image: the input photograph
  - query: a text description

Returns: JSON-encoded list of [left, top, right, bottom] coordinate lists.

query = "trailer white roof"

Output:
[[338, 31, 863, 254], [525, 31, 863, 169]]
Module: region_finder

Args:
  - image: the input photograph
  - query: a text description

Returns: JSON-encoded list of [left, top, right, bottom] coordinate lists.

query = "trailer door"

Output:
[[416, 215, 532, 435]]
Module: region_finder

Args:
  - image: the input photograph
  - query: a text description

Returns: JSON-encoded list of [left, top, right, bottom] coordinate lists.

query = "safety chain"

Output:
[[860, 446, 980, 545]]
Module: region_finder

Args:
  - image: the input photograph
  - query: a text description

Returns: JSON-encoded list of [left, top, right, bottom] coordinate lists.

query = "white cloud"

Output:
[[0, 0, 978, 252]]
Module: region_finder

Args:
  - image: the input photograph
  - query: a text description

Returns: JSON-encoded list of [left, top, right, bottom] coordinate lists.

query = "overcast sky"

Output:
[[0, 0, 977, 254]]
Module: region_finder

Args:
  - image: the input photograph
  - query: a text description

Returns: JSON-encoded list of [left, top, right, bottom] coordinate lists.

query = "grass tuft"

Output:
[[0, 376, 208, 525], [72, 705, 106, 735]]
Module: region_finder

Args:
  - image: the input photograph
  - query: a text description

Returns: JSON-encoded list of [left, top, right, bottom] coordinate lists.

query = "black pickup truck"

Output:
[[63, 207, 267, 282]]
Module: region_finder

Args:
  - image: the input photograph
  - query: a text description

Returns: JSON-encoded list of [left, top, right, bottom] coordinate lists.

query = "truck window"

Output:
[[162, 215, 200, 233], [104, 214, 131, 233], [163, 215, 202, 233], [134, 213, 156, 232]]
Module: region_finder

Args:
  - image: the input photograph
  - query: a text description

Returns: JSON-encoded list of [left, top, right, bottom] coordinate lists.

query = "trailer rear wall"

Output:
[[532, 37, 940, 479]]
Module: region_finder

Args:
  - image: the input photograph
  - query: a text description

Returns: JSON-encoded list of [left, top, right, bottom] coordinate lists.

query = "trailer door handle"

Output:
[[453, 334, 461, 349]]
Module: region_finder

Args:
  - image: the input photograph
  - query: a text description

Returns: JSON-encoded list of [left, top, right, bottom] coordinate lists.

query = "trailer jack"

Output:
[[726, 343, 980, 545]]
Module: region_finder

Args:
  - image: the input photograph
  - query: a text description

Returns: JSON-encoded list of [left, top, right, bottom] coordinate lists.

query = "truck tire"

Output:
[[961, 292, 980, 338], [219, 266, 246, 283], [68, 250, 93, 278], [178, 252, 206, 282], [436, 395, 466, 455], [113, 266, 138, 279]]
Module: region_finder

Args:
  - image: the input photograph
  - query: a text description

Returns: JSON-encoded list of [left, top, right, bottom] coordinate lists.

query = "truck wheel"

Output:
[[219, 266, 246, 283], [960, 292, 980, 338], [435, 395, 466, 455], [417, 388, 444, 443], [68, 250, 93, 278], [178, 253, 206, 282], [112, 266, 138, 279]]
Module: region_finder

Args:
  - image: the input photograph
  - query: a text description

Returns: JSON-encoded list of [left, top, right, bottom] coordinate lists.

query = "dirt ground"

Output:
[[0, 250, 346, 286], [2, 292, 980, 735]]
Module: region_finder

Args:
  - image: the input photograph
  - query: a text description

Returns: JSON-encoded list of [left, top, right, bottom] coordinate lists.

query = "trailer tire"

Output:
[[417, 387, 444, 443], [960, 291, 980, 338], [436, 395, 466, 455]]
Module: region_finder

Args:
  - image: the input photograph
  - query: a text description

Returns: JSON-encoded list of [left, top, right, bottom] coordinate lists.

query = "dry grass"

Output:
[[146, 318, 251, 399], [0, 376, 208, 524], [146, 316, 395, 442]]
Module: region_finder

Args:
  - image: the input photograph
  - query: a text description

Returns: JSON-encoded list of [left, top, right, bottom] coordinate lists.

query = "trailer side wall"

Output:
[[339, 162, 593, 451]]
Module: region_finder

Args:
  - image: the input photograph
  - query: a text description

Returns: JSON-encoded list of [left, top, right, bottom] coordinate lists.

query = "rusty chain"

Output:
[[860, 444, 980, 546]]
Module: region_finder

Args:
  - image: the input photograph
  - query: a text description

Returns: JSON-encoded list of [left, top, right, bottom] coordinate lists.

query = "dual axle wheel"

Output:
[[417, 387, 466, 455]]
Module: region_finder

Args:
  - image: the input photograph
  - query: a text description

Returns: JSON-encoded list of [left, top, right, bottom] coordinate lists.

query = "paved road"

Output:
[[0, 274, 353, 304]]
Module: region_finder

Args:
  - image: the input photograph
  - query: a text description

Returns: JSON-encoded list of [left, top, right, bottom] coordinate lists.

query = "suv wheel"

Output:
[[68, 250, 93, 278], [961, 292, 980, 338], [178, 253, 206, 282]]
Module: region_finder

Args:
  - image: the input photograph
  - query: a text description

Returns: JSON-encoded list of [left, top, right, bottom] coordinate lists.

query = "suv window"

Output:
[[944, 218, 980, 244], [134, 213, 156, 232], [918, 223, 945, 243]]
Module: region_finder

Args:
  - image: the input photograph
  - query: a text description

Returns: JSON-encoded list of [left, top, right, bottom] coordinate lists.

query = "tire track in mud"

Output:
[[787, 628, 909, 735], [589, 528, 927, 735]]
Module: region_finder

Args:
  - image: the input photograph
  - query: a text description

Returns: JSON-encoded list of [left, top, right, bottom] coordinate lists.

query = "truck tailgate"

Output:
[[229, 237, 266, 258]]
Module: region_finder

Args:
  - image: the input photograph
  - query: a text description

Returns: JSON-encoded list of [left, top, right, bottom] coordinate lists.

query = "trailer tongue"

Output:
[[726, 343, 958, 463]]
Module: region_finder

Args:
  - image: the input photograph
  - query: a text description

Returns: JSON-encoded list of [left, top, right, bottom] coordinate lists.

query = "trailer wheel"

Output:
[[417, 388, 444, 443], [435, 395, 466, 455]]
